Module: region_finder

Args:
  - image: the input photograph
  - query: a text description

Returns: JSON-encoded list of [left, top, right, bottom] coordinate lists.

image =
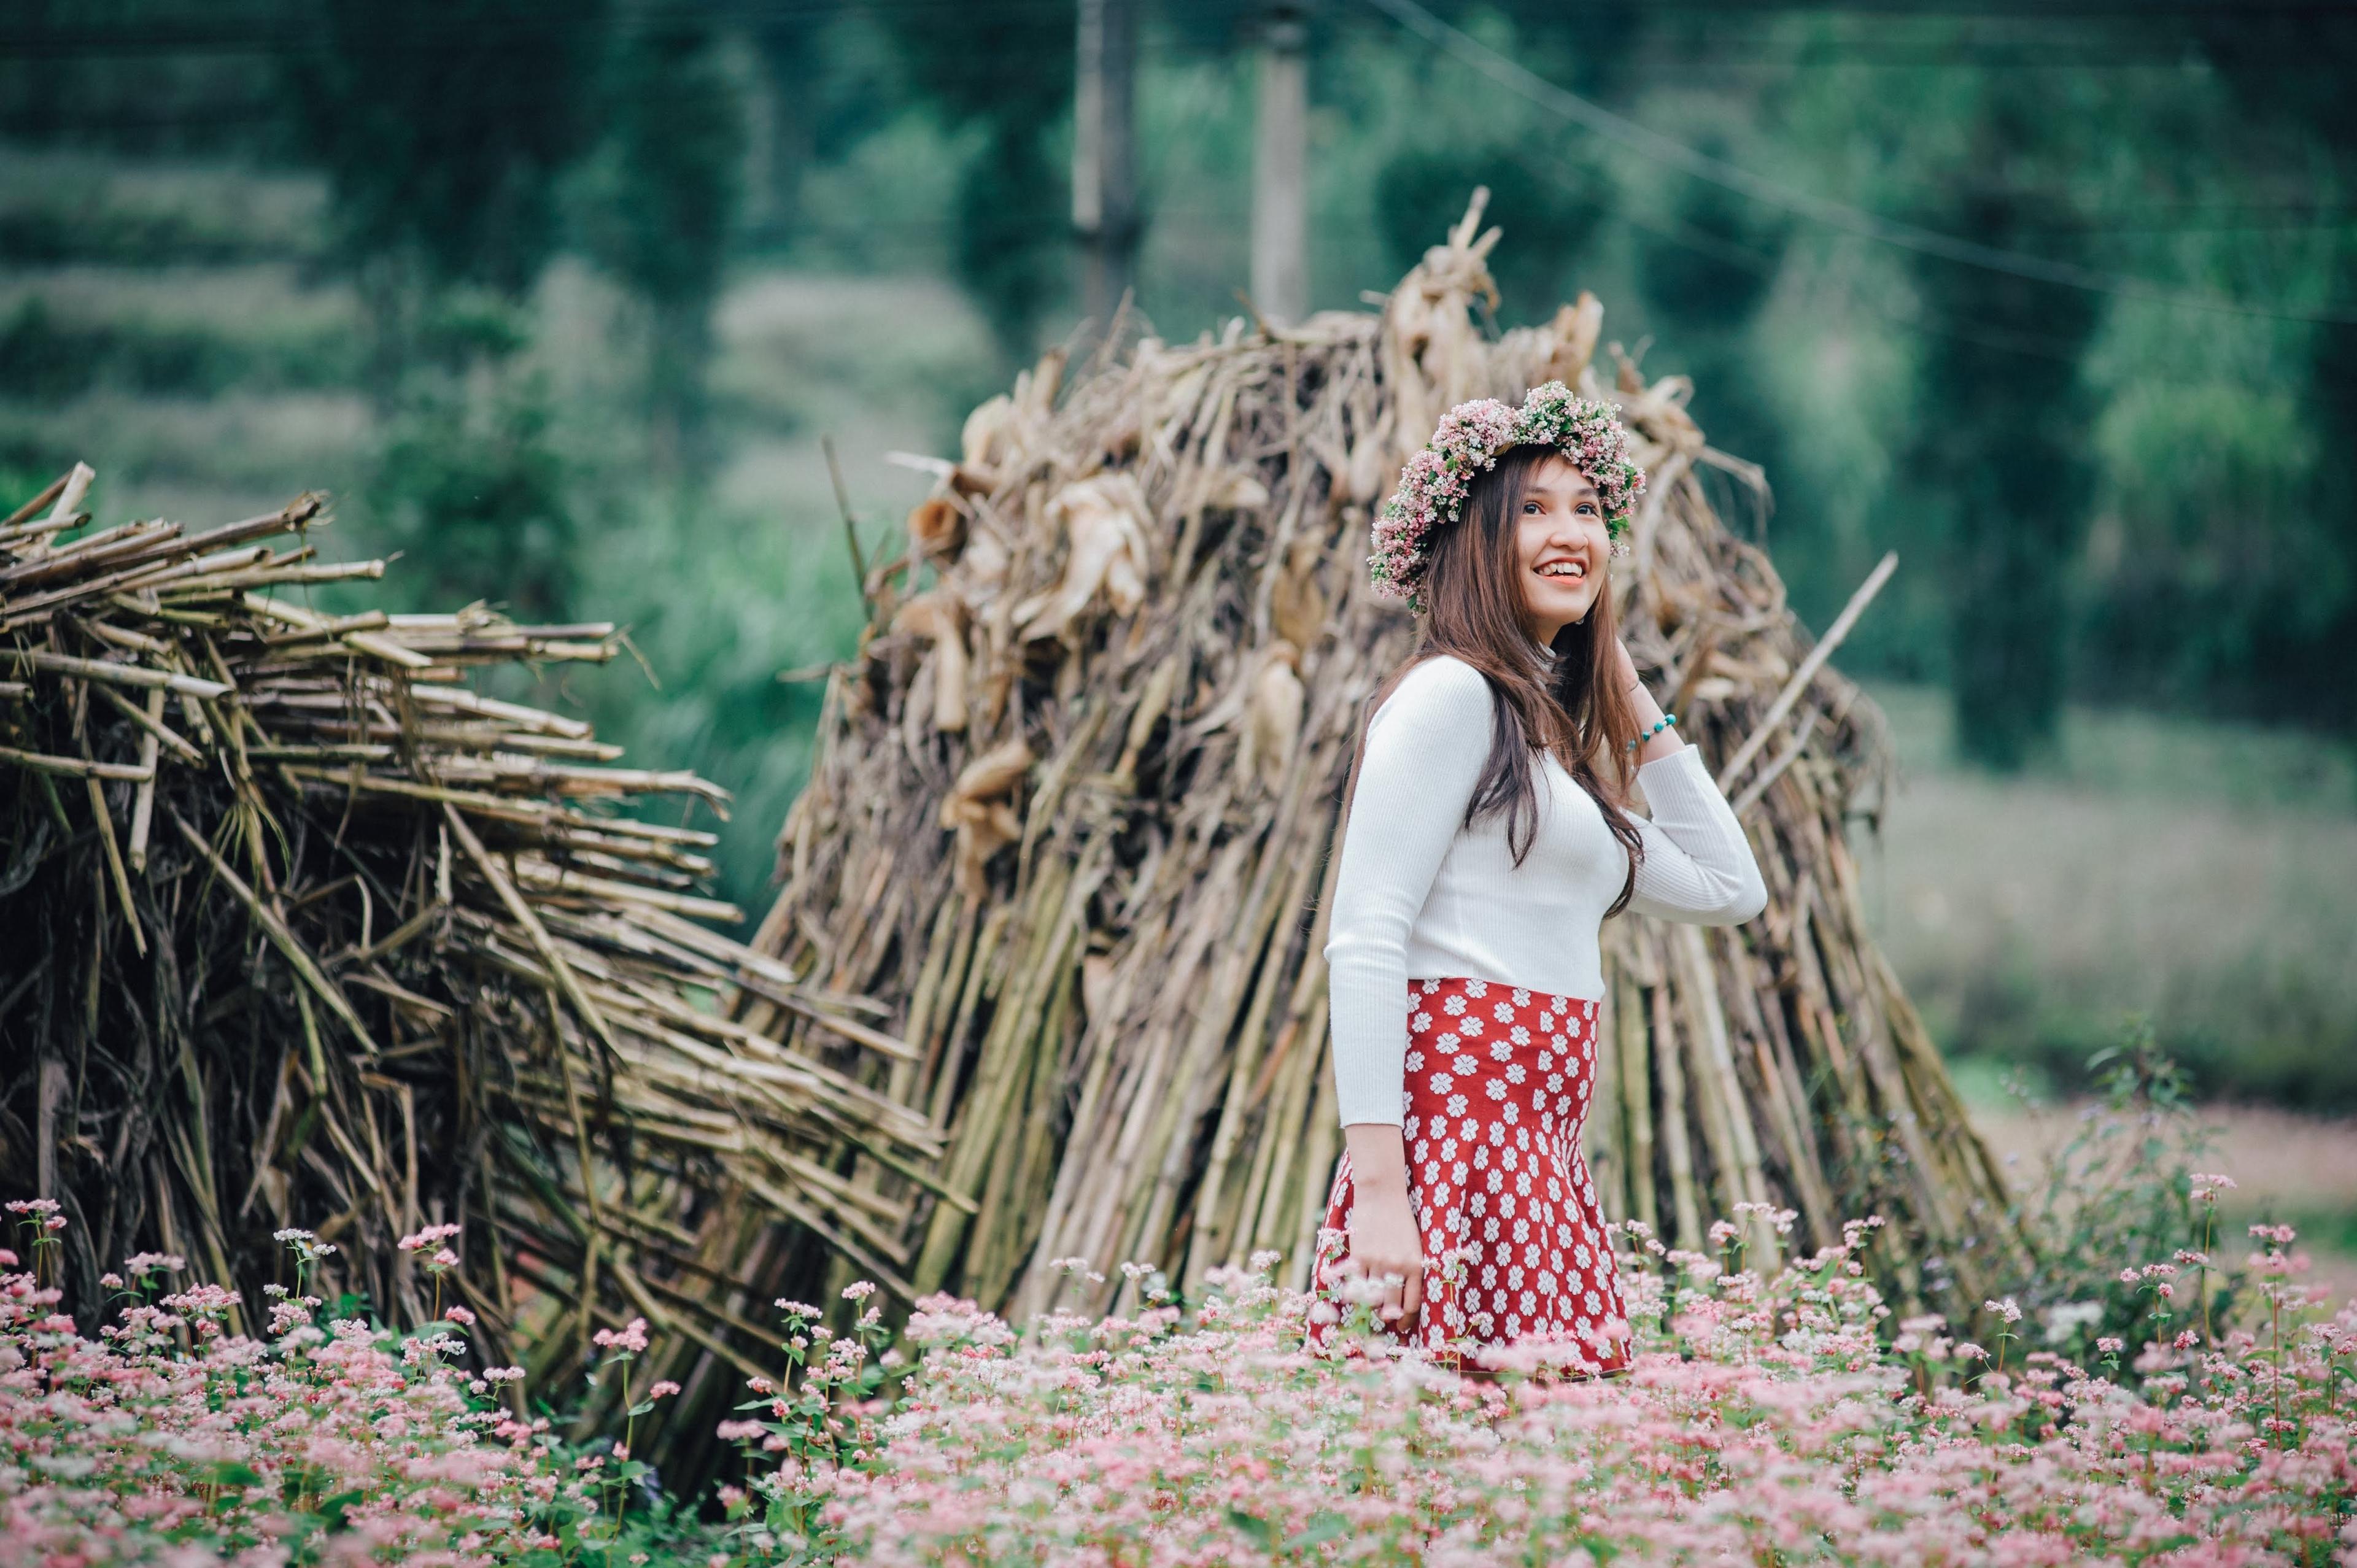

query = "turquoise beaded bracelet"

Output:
[[1628, 712, 1676, 749]]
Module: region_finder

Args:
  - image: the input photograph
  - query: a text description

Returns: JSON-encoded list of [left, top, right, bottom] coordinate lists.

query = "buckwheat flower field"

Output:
[[5, 1186, 2350, 1568]]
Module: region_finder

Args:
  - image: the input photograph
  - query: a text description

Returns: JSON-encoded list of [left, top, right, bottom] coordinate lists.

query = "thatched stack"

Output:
[[0, 467, 934, 1418], [751, 196, 2029, 1324]]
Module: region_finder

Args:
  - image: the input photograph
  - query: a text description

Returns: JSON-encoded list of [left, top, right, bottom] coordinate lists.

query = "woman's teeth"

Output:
[[1538, 562, 1585, 579]]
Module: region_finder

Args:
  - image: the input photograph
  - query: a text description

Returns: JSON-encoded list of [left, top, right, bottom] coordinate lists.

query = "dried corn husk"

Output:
[[750, 193, 2027, 1332]]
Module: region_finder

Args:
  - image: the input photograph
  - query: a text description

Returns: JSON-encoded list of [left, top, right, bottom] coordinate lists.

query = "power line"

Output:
[[1360, 0, 2357, 327]]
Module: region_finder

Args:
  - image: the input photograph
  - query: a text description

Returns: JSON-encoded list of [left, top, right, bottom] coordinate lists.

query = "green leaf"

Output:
[[1226, 1507, 1276, 1549], [1284, 1512, 1347, 1550], [210, 1460, 262, 1489], [316, 1488, 366, 1531]]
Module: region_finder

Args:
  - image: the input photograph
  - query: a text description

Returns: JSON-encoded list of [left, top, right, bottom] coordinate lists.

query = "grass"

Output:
[[1964, 1072, 2357, 1301], [1859, 679, 2357, 1108]]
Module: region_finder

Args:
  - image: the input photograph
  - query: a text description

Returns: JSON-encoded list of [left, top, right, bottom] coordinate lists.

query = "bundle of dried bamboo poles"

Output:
[[751, 195, 2029, 1327], [0, 465, 935, 1424]]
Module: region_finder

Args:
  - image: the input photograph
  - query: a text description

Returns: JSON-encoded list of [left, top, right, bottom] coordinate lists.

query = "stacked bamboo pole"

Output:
[[750, 194, 2030, 1326], [0, 471, 934, 1430]]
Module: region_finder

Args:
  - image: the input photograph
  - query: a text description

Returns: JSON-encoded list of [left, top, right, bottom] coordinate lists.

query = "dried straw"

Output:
[[750, 193, 2028, 1327], [0, 475, 934, 1431]]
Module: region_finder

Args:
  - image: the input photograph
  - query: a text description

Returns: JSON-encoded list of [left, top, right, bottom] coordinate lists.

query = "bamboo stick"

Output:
[[1716, 551, 1896, 791], [1676, 923, 1776, 1272], [1613, 965, 1658, 1238], [1647, 971, 1704, 1250]]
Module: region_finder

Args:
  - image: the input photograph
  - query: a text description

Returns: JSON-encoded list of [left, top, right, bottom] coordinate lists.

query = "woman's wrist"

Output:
[[1342, 1122, 1410, 1198], [1624, 675, 1684, 762]]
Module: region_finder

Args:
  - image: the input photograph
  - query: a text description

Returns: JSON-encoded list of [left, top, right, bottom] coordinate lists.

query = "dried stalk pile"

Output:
[[754, 196, 2029, 1325], [0, 466, 935, 1419]]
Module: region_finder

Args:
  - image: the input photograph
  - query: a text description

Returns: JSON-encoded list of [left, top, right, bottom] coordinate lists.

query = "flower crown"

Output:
[[1369, 381, 1647, 612]]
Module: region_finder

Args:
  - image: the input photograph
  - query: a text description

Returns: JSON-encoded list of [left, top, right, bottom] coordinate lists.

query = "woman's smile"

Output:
[[1517, 453, 1610, 639]]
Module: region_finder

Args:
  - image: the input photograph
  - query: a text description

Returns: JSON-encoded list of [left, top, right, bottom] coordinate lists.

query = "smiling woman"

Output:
[[1309, 403, 1767, 1377]]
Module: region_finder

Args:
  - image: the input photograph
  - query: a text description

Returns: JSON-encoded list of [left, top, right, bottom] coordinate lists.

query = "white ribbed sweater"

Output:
[[1324, 654, 1768, 1127]]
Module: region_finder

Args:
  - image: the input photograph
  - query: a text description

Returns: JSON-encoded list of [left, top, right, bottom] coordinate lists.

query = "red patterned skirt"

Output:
[[1305, 976, 1631, 1377]]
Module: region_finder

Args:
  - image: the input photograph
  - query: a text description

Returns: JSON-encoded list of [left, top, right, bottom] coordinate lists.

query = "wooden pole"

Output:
[[1250, 3, 1309, 326], [1073, 0, 1141, 331]]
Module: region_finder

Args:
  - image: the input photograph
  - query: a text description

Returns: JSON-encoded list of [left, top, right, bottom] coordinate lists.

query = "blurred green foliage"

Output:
[[4, 0, 2357, 1103], [372, 369, 576, 624]]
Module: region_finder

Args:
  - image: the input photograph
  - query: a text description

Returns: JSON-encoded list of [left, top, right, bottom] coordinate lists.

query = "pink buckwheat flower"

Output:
[[592, 1317, 649, 1354]]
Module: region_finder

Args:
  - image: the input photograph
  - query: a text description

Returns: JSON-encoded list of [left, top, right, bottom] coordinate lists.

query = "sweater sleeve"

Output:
[[1323, 657, 1493, 1128], [1623, 745, 1768, 925]]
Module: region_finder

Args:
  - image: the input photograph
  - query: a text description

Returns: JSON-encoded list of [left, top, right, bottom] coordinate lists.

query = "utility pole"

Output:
[[1073, 0, 1140, 331], [1250, 2, 1310, 327]]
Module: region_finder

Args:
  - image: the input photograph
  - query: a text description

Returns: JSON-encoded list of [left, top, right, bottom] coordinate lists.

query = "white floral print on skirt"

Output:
[[1305, 976, 1630, 1376]]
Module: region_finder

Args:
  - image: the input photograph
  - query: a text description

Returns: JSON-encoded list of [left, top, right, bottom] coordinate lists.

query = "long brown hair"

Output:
[[1345, 444, 1647, 915]]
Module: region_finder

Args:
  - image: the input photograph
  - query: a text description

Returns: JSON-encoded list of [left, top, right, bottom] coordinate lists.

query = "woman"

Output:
[[1304, 382, 1766, 1377]]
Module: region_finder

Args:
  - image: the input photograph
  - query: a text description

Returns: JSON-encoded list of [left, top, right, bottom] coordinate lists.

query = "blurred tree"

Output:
[[290, 0, 608, 418], [2189, 10, 2357, 736], [1904, 105, 2100, 771], [288, 0, 609, 620], [897, 9, 1074, 366], [577, 10, 746, 476], [372, 375, 575, 622], [1377, 145, 1611, 325], [1637, 161, 1789, 521], [293, 0, 609, 307], [741, 14, 815, 247]]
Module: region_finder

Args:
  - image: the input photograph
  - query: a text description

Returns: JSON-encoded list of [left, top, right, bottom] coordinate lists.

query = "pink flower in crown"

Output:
[[1370, 380, 1648, 611]]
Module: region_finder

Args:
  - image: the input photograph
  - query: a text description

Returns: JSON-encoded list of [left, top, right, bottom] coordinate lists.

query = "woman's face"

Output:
[[1514, 452, 1609, 643]]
